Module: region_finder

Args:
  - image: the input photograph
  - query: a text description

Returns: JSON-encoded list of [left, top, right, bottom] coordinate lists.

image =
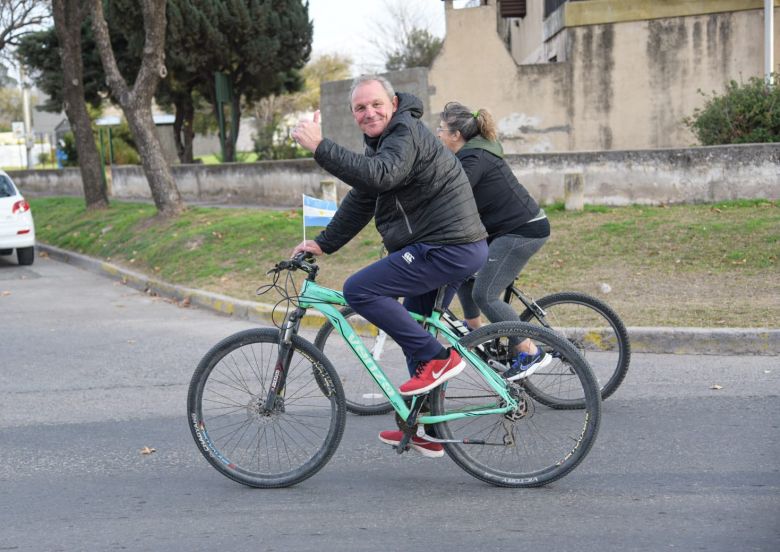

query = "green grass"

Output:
[[29, 197, 780, 327]]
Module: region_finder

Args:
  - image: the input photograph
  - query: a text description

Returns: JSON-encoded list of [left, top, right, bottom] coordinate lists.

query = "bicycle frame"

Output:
[[276, 277, 519, 425], [503, 285, 549, 322]]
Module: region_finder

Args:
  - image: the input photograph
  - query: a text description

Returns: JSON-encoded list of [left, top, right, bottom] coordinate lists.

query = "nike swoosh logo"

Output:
[[432, 364, 449, 379]]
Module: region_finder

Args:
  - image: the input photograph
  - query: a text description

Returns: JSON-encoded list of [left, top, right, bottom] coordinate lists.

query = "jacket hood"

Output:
[[462, 135, 504, 159], [395, 92, 424, 119]]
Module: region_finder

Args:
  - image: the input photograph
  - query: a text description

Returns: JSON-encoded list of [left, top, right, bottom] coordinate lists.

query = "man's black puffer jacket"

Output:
[[312, 93, 487, 254]]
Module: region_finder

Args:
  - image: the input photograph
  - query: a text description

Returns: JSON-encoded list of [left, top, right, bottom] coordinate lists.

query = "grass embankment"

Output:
[[29, 197, 779, 328]]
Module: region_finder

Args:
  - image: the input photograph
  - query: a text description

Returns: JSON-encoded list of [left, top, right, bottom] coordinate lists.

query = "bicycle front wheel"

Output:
[[314, 307, 407, 415], [518, 291, 631, 401], [430, 321, 601, 488], [187, 328, 346, 488]]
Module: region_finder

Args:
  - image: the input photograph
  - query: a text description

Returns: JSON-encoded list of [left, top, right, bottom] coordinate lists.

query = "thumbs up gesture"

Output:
[[292, 109, 322, 153]]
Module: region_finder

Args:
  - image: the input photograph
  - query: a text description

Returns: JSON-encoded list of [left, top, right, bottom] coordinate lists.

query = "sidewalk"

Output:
[[39, 243, 780, 356]]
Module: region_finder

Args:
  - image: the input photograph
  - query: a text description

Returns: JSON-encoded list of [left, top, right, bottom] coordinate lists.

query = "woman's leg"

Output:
[[455, 277, 482, 329], [471, 234, 548, 352]]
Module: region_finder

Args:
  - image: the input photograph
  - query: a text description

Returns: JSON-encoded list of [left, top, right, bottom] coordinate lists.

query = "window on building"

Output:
[[500, 0, 527, 18]]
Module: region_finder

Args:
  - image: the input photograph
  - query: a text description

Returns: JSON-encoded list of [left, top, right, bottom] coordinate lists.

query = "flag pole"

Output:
[[302, 194, 306, 245]]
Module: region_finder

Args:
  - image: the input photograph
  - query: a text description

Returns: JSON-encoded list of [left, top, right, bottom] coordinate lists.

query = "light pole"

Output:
[[767, 0, 775, 84], [19, 63, 34, 169]]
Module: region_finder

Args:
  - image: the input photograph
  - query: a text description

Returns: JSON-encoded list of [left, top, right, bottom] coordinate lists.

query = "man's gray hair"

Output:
[[348, 74, 395, 106]]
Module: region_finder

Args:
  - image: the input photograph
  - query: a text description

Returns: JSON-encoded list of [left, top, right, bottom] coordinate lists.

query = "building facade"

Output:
[[428, 0, 779, 153], [321, 1, 779, 154]]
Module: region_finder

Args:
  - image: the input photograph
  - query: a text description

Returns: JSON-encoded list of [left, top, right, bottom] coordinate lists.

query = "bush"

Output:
[[60, 132, 79, 167], [684, 75, 780, 145]]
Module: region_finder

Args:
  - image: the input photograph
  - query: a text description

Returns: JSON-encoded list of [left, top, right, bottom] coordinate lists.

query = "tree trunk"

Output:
[[173, 94, 195, 164], [52, 0, 108, 210], [90, 0, 184, 217]]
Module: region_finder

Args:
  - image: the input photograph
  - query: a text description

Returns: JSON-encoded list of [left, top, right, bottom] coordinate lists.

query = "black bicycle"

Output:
[[314, 282, 630, 415]]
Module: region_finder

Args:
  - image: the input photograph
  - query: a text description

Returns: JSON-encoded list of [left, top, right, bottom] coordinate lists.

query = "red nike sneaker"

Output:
[[398, 349, 465, 396], [378, 430, 444, 458]]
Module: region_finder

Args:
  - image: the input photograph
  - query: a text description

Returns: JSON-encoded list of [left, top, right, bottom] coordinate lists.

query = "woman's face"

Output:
[[437, 121, 464, 153]]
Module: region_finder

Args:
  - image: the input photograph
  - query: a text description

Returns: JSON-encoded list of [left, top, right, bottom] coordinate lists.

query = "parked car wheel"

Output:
[[17, 246, 34, 265]]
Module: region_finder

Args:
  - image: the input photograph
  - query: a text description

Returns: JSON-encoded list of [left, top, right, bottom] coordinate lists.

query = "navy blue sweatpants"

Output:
[[343, 240, 488, 376]]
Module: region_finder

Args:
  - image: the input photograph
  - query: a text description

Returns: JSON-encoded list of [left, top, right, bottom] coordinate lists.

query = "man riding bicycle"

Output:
[[291, 75, 487, 457]]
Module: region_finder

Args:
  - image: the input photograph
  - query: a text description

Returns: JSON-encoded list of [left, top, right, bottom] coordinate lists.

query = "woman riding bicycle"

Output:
[[438, 102, 551, 380]]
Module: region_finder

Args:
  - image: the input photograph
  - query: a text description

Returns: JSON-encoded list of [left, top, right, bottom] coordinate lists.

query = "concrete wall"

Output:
[[13, 161, 350, 207], [567, 9, 775, 151], [431, 0, 780, 153], [507, 143, 780, 206], [11, 143, 778, 207]]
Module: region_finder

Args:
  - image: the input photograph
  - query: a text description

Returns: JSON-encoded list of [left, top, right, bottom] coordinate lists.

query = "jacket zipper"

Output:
[[395, 197, 413, 234]]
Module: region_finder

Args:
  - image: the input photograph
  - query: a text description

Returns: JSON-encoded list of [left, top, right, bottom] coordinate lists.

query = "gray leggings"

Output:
[[457, 233, 548, 325]]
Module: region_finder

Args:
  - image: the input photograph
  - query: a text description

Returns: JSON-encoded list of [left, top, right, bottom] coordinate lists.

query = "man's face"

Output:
[[350, 80, 398, 137]]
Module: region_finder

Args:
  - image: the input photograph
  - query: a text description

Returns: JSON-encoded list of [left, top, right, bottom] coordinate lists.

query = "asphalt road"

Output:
[[1, 254, 778, 552]]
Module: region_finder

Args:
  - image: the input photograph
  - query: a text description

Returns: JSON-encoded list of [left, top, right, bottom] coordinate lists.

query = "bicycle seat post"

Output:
[[432, 285, 449, 313]]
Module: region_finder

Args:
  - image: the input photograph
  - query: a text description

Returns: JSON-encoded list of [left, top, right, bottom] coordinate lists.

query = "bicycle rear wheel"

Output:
[[314, 307, 407, 415], [188, 328, 346, 488], [430, 321, 601, 488], [518, 291, 631, 401]]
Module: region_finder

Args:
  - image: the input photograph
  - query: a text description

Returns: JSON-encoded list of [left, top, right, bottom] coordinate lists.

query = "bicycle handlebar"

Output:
[[267, 252, 317, 275]]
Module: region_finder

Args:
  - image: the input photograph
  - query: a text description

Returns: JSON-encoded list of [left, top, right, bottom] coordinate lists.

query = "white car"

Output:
[[0, 171, 35, 265]]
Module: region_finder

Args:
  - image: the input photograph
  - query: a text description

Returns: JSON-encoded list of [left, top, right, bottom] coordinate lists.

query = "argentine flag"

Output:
[[303, 194, 337, 228]]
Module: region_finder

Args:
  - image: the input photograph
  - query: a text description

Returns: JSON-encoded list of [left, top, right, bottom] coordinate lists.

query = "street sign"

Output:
[[12, 121, 25, 140]]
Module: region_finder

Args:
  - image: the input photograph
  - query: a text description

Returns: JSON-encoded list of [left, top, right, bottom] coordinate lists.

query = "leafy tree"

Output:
[[90, 0, 185, 216], [251, 54, 350, 161], [367, 0, 443, 71], [181, 0, 313, 162], [294, 53, 352, 112], [385, 28, 442, 71], [0, 0, 49, 53], [17, 26, 108, 112], [19, 1, 313, 167], [684, 75, 780, 145], [0, 87, 23, 131]]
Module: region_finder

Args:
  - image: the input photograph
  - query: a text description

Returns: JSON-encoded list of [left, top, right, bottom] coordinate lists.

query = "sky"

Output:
[[307, 0, 451, 74]]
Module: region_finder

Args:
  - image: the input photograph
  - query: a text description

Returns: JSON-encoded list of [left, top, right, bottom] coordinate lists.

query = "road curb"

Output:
[[38, 244, 780, 355]]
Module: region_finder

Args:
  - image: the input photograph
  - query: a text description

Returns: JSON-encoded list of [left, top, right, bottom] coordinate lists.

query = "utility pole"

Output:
[[767, 0, 775, 84], [19, 63, 34, 169]]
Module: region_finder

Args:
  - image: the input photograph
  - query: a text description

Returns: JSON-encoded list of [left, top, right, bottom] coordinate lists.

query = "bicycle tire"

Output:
[[430, 321, 601, 488], [517, 291, 631, 401], [188, 328, 346, 488], [314, 307, 407, 416]]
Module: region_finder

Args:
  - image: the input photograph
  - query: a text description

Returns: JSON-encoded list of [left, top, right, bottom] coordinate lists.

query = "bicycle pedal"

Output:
[[392, 444, 411, 455]]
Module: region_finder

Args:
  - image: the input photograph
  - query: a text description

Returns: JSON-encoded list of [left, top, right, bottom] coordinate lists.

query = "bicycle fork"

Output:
[[263, 307, 305, 414]]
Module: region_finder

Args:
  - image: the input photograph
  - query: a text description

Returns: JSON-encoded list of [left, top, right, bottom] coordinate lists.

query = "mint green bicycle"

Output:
[[187, 254, 602, 488]]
